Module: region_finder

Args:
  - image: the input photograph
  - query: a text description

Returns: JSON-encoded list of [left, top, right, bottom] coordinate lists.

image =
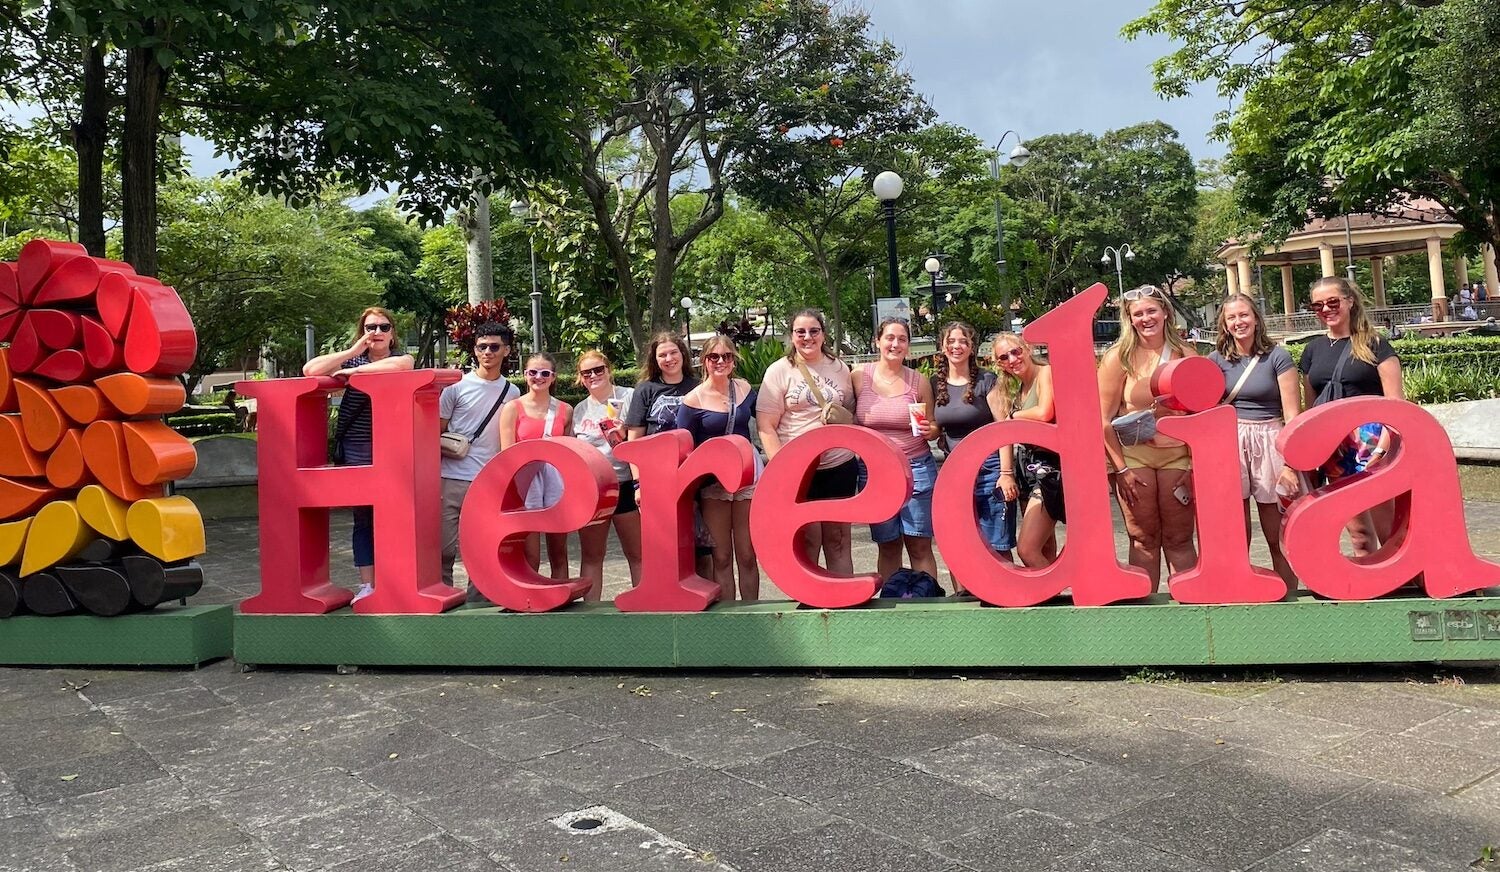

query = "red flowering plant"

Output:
[[444, 300, 514, 369]]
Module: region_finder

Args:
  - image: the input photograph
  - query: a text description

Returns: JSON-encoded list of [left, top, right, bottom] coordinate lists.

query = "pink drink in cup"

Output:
[[909, 403, 928, 438]]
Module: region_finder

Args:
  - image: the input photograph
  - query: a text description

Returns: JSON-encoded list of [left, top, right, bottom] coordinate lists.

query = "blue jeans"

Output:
[[970, 452, 1018, 552], [340, 438, 374, 568], [863, 452, 938, 544]]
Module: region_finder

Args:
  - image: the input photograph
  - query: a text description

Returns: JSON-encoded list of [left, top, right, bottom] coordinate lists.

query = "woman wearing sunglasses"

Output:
[[992, 332, 1061, 569], [1298, 276, 1403, 556], [498, 352, 574, 579], [852, 317, 941, 583], [756, 309, 857, 574], [1099, 285, 1198, 589], [677, 335, 761, 601], [1208, 294, 1301, 588], [572, 350, 641, 599], [932, 322, 1015, 576], [302, 307, 413, 602]]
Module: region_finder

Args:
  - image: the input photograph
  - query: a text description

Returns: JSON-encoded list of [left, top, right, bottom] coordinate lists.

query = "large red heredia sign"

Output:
[[237, 285, 1500, 615]]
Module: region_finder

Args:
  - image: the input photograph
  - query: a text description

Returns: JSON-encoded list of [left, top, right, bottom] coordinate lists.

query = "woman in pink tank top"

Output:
[[851, 318, 940, 585], [498, 352, 573, 579]]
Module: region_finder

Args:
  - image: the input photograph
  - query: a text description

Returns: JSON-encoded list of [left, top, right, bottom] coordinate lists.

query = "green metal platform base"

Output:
[[232, 594, 1500, 669], [0, 605, 234, 667]]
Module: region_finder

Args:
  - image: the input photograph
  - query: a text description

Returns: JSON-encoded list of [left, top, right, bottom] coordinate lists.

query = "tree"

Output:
[[154, 177, 382, 391], [1126, 0, 1500, 255], [563, 0, 932, 355]]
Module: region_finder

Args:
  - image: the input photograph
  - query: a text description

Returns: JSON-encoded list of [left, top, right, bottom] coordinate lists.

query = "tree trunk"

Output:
[[122, 38, 167, 276], [75, 42, 107, 257], [460, 192, 494, 304]]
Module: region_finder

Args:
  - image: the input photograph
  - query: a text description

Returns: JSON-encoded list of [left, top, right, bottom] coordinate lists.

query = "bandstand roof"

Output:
[[1216, 199, 1464, 267]]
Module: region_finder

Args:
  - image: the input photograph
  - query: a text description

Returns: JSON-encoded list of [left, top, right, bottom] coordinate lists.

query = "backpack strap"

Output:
[[542, 398, 560, 439]]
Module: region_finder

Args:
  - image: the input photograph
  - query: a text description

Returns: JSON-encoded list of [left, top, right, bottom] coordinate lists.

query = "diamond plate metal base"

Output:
[[232, 594, 1500, 669], [0, 605, 234, 666]]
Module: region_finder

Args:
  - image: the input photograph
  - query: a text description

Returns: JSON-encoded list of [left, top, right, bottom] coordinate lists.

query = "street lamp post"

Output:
[[1102, 244, 1136, 296], [680, 295, 693, 340], [990, 131, 1031, 333], [924, 255, 948, 319], [510, 199, 542, 353], [873, 171, 905, 299]]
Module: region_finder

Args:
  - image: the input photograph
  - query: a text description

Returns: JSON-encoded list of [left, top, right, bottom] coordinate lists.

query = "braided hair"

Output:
[[934, 321, 980, 408]]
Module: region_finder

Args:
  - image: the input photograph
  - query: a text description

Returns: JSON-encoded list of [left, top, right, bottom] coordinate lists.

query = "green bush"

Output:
[[1403, 362, 1500, 405], [735, 337, 786, 388], [168, 412, 240, 437]]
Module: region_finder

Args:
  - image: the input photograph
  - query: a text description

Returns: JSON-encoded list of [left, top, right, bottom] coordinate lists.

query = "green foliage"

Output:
[[936, 301, 1010, 343], [1402, 362, 1500, 405], [734, 337, 786, 389], [166, 412, 241, 437], [1126, 0, 1500, 254], [155, 176, 383, 390]]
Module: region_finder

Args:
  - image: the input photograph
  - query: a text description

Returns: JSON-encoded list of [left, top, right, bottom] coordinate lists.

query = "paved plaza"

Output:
[[2, 505, 1499, 871]]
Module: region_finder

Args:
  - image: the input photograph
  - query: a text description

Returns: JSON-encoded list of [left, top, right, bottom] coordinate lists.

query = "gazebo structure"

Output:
[[1215, 199, 1500, 321]]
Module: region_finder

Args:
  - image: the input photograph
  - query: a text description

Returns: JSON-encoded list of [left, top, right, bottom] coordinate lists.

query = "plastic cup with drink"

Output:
[[908, 403, 928, 438]]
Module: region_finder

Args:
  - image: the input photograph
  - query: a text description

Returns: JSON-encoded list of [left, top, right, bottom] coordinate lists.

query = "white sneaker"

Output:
[[352, 583, 373, 603]]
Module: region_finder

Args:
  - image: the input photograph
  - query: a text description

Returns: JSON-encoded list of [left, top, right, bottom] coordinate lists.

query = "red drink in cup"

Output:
[[909, 403, 928, 438]]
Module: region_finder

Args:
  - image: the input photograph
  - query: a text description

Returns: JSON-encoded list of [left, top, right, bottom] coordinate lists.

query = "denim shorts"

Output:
[[862, 452, 937, 544]]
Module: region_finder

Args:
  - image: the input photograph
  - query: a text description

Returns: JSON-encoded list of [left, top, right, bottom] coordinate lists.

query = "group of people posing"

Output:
[[307, 272, 1402, 604]]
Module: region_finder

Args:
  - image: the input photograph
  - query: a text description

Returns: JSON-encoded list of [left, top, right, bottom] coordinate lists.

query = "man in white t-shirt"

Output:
[[438, 322, 518, 599]]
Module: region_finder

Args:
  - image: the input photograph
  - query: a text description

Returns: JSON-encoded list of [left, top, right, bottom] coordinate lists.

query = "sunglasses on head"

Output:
[[703, 352, 736, 365], [579, 365, 608, 378], [792, 327, 823, 337], [363, 322, 394, 333], [1122, 287, 1164, 302], [525, 368, 555, 379], [475, 342, 506, 353], [1309, 296, 1347, 313], [994, 348, 1026, 362]]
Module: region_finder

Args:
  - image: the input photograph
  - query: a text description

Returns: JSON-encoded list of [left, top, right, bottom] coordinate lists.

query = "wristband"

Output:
[[999, 469, 1014, 476]]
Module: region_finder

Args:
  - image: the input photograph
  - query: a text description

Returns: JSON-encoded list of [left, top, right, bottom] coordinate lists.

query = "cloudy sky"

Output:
[[862, 0, 1225, 160]]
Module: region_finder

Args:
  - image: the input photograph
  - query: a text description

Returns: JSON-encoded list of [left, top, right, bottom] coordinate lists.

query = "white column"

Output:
[[1484, 244, 1499, 298], [1456, 255, 1471, 292], [1370, 257, 1386, 307], [1280, 265, 1295, 318], [1237, 259, 1254, 297], [1426, 236, 1448, 320], [1318, 244, 1336, 278], [1225, 262, 1240, 296]]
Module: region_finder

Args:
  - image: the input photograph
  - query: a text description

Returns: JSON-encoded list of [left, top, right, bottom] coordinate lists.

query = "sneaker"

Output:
[[352, 583, 373, 603]]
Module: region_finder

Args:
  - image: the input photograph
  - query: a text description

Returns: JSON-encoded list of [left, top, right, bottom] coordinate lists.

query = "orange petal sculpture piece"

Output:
[[121, 420, 197, 484], [96, 373, 185, 417], [15, 378, 67, 452], [51, 385, 118, 425], [0, 348, 14, 412], [0, 414, 45, 477], [80, 421, 167, 503], [0, 477, 64, 522], [45, 429, 93, 489]]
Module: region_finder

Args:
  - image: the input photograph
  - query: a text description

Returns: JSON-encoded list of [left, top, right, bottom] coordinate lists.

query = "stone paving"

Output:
[[2, 504, 1500, 871]]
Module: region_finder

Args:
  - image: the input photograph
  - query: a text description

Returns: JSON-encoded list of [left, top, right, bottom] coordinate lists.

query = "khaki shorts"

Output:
[[1122, 441, 1192, 471]]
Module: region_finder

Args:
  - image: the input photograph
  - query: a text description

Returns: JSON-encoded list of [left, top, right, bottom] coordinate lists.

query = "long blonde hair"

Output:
[[1112, 286, 1189, 378], [990, 332, 1043, 414], [1311, 276, 1378, 364]]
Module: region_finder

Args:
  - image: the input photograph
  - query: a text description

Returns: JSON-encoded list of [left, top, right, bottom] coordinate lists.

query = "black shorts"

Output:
[[807, 458, 859, 500], [1017, 445, 1065, 524], [616, 480, 639, 514]]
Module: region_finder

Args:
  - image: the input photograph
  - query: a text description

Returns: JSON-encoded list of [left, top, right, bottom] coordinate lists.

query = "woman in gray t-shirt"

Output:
[[1207, 294, 1302, 591]]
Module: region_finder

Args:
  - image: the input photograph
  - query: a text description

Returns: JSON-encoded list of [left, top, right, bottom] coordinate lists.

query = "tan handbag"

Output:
[[796, 360, 853, 425], [440, 384, 513, 459]]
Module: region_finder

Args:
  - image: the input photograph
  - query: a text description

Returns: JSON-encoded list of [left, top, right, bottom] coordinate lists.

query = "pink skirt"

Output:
[[1237, 419, 1285, 504]]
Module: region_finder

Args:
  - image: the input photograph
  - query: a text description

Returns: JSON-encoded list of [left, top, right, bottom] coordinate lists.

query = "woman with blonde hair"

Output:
[[1099, 286, 1198, 589], [1297, 276, 1403, 555], [756, 308, 857, 573], [1208, 294, 1301, 588], [677, 334, 760, 600], [302, 306, 413, 602], [992, 332, 1061, 569], [572, 349, 640, 598]]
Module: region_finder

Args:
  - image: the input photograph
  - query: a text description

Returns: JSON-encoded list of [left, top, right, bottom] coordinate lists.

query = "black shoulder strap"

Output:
[[471, 381, 514, 439]]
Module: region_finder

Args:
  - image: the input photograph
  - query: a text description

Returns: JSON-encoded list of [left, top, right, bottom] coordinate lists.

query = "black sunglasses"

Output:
[[364, 322, 394, 333]]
